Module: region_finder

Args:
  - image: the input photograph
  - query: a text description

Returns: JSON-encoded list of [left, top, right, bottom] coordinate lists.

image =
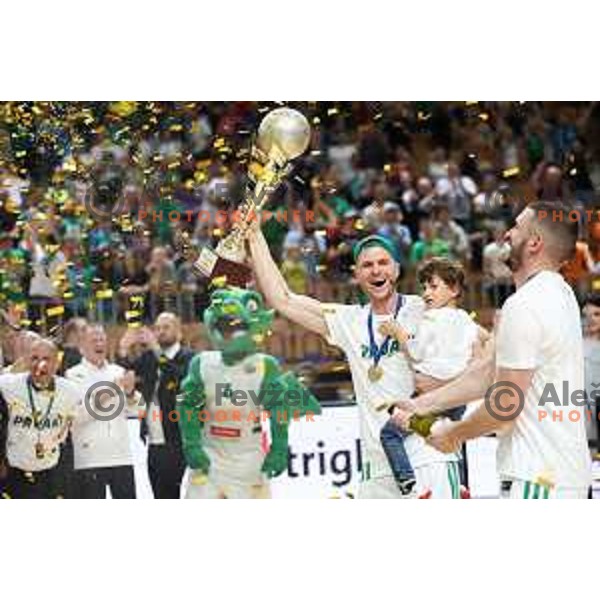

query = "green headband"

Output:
[[352, 235, 400, 263]]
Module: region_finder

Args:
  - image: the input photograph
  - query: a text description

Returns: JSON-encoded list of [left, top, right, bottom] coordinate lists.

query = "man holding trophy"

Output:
[[185, 107, 458, 498]]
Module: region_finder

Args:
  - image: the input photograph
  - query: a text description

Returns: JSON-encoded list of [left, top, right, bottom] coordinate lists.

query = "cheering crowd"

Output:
[[1, 102, 600, 498], [2, 102, 600, 330]]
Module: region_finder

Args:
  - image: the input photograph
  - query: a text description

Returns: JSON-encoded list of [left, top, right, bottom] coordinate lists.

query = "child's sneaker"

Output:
[[398, 478, 417, 497]]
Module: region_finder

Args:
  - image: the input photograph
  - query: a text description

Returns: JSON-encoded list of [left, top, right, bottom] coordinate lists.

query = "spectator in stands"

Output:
[[327, 130, 357, 187], [60, 317, 87, 374], [435, 161, 478, 231], [560, 237, 598, 294], [532, 162, 568, 201], [283, 222, 325, 292], [482, 224, 514, 307], [427, 147, 448, 182], [377, 203, 412, 269], [410, 217, 450, 266], [146, 246, 178, 319], [325, 209, 363, 278], [401, 176, 437, 240], [356, 123, 390, 170], [21, 220, 66, 332], [362, 178, 392, 230], [431, 204, 471, 264], [62, 236, 94, 318], [281, 243, 310, 295]]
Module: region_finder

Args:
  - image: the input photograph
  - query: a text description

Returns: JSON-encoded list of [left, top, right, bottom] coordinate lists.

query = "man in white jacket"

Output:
[[0, 338, 81, 499], [66, 324, 138, 499]]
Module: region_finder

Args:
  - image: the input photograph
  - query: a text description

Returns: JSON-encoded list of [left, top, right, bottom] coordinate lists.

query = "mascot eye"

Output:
[[246, 299, 259, 312]]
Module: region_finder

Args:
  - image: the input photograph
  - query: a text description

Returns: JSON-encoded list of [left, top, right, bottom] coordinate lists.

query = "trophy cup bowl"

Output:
[[192, 108, 311, 287], [256, 107, 312, 162]]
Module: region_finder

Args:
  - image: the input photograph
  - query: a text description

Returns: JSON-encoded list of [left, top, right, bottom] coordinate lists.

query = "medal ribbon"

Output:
[[26, 377, 56, 431], [367, 293, 404, 369]]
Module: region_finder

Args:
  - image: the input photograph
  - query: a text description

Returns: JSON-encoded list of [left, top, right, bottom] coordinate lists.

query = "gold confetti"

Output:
[[46, 305, 65, 317], [109, 101, 138, 117], [210, 276, 228, 288], [502, 166, 520, 178]]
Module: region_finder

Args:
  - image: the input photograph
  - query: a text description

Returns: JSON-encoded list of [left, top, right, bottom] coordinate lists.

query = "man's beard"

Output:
[[159, 337, 176, 349], [507, 238, 525, 272]]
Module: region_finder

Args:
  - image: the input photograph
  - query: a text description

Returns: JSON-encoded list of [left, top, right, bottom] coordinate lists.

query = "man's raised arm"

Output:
[[246, 224, 329, 338]]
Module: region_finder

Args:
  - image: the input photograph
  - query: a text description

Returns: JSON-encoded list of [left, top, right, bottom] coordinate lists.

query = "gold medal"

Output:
[[35, 442, 45, 460], [368, 365, 384, 382], [367, 294, 403, 385]]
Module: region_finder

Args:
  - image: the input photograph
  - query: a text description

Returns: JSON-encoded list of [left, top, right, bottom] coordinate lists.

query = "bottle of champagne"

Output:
[[408, 413, 438, 437]]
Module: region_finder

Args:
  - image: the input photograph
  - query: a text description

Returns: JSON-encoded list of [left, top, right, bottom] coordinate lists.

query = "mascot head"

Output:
[[203, 287, 274, 362]]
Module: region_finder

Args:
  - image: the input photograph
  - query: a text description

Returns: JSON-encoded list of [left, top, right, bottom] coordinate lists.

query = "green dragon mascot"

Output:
[[178, 287, 321, 499]]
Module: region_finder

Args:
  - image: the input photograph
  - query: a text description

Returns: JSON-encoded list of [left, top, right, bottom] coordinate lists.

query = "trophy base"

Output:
[[193, 247, 253, 287]]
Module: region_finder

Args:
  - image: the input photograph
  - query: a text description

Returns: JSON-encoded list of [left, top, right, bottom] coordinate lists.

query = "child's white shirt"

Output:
[[406, 306, 479, 380]]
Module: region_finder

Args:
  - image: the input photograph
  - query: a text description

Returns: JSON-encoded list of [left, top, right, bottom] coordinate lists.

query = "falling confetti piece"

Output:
[[95, 289, 114, 300], [502, 166, 520, 178], [211, 276, 228, 288], [46, 305, 65, 317]]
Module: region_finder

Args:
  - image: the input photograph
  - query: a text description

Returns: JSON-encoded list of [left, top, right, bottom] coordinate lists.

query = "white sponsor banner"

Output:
[[129, 405, 502, 499], [271, 405, 362, 499]]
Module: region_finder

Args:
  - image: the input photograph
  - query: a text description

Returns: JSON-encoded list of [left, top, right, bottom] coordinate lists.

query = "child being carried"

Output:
[[379, 257, 487, 495]]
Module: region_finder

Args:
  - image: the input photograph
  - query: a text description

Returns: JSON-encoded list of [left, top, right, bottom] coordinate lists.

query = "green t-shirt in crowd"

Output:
[[410, 238, 450, 264]]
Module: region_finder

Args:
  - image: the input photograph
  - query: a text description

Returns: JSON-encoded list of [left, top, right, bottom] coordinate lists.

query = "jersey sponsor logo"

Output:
[[360, 340, 401, 359], [209, 425, 242, 439], [12, 414, 66, 430]]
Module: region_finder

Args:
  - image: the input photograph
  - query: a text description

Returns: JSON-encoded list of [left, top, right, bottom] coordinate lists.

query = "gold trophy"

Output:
[[191, 107, 311, 287]]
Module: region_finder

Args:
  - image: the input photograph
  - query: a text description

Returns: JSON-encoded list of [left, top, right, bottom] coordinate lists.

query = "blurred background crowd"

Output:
[[2, 101, 600, 384]]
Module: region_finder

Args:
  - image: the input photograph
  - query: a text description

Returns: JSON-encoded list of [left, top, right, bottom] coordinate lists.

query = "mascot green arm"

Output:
[[177, 354, 210, 474], [260, 355, 288, 479], [260, 355, 322, 478]]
